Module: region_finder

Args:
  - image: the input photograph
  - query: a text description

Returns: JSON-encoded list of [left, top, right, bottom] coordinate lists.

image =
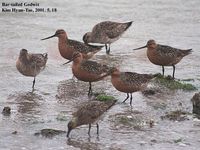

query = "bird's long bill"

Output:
[[63, 53, 80, 65], [66, 129, 72, 138], [63, 59, 73, 65], [41, 34, 56, 40], [95, 68, 115, 81], [133, 45, 147, 50]]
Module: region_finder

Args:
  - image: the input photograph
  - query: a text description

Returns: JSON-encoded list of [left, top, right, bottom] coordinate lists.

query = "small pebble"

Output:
[[12, 131, 17, 134], [151, 139, 157, 143], [149, 119, 154, 128], [2, 106, 11, 115]]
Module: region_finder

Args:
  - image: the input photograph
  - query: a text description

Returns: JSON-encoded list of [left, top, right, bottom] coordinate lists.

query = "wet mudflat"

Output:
[[1, 0, 200, 150]]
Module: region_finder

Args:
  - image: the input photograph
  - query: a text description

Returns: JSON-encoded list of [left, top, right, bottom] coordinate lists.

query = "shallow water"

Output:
[[0, 0, 200, 149]]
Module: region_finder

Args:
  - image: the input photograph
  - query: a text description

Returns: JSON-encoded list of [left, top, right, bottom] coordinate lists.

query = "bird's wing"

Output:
[[81, 60, 111, 74], [157, 44, 181, 58], [28, 53, 47, 67], [74, 101, 107, 123], [121, 72, 153, 86], [92, 21, 127, 39], [68, 39, 102, 54]]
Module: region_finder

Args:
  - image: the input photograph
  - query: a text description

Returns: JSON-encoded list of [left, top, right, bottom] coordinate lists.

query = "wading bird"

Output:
[[110, 68, 154, 106], [41, 29, 103, 60], [133, 40, 192, 79], [64, 52, 113, 96], [83, 21, 133, 54], [16, 49, 48, 89], [67, 100, 116, 137]]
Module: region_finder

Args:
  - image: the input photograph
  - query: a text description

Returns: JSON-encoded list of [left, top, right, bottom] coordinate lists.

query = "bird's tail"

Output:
[[85, 44, 104, 58], [143, 73, 156, 82], [43, 53, 48, 59], [124, 21, 133, 31], [97, 67, 116, 81], [181, 49, 192, 57]]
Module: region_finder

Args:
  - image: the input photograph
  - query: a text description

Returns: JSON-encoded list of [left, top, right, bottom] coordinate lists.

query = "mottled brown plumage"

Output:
[[41, 29, 103, 60], [83, 21, 133, 54], [133, 39, 192, 79], [67, 100, 116, 137], [110, 68, 154, 106], [16, 49, 48, 89], [65, 52, 112, 95]]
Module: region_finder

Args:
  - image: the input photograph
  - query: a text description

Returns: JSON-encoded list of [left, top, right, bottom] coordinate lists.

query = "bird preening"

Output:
[[16, 49, 48, 90]]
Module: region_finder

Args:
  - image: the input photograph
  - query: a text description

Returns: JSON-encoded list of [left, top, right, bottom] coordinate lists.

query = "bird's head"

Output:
[[147, 39, 157, 49], [133, 39, 157, 50], [20, 49, 28, 56], [67, 118, 78, 138], [41, 29, 67, 40], [83, 32, 92, 44]]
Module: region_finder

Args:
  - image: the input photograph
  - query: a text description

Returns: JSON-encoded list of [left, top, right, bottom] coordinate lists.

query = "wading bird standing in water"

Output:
[[83, 21, 133, 54], [67, 100, 116, 137], [64, 52, 113, 96], [133, 40, 192, 79], [110, 68, 154, 106], [41, 29, 103, 60], [16, 49, 48, 89]]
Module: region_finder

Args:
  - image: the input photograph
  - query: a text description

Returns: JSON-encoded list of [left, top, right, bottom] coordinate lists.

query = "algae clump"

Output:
[[96, 94, 115, 102], [154, 74, 197, 91]]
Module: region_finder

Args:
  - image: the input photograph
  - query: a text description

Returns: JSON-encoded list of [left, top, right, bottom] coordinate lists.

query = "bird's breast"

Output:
[[111, 76, 139, 93], [147, 48, 172, 66], [72, 64, 102, 82]]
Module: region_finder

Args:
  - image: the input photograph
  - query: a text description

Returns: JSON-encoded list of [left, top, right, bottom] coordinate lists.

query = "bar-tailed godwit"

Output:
[[110, 68, 154, 106], [67, 100, 116, 137], [41, 29, 103, 60], [83, 21, 133, 54], [65, 52, 113, 95], [16, 49, 48, 89], [133, 40, 192, 79]]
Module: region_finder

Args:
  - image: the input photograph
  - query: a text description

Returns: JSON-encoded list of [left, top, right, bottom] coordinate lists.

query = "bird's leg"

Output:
[[105, 44, 108, 51], [88, 82, 92, 96], [162, 66, 165, 76], [130, 93, 133, 106], [88, 123, 91, 136], [122, 93, 129, 103], [105, 44, 111, 54], [32, 77, 36, 89], [172, 65, 175, 79], [107, 44, 111, 54], [96, 123, 99, 135]]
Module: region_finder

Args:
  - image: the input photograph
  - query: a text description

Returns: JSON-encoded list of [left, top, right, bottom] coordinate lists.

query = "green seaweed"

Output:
[[154, 74, 197, 91], [96, 94, 115, 102]]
